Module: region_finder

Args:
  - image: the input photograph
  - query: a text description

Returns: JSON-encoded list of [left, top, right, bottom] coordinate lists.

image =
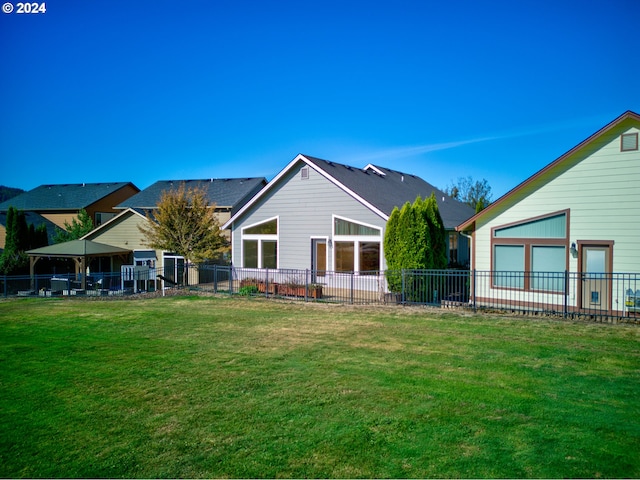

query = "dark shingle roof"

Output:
[[303, 155, 475, 229], [0, 182, 136, 211], [117, 178, 267, 212]]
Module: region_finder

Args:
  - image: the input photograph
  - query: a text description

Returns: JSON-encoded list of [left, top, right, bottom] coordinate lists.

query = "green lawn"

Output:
[[1, 296, 639, 478]]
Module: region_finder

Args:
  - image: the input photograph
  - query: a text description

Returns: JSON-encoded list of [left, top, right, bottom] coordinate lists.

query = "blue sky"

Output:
[[1, 0, 639, 199]]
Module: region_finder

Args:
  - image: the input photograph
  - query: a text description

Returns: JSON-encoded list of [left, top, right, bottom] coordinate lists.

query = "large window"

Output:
[[242, 218, 278, 268], [333, 216, 381, 274], [531, 245, 566, 292], [493, 245, 524, 288], [491, 211, 568, 291], [335, 242, 355, 271]]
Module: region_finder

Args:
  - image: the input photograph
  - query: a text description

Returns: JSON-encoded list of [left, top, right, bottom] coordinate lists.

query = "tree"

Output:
[[30, 224, 49, 250], [384, 195, 447, 298], [445, 176, 493, 212], [424, 193, 448, 269], [138, 183, 228, 280], [53, 209, 94, 243], [0, 207, 29, 274]]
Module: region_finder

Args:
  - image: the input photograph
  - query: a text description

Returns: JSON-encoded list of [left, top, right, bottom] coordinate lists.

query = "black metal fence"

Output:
[[2, 266, 639, 322]]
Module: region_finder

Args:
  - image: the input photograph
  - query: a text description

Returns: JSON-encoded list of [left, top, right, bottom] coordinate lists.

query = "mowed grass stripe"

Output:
[[0, 296, 638, 478]]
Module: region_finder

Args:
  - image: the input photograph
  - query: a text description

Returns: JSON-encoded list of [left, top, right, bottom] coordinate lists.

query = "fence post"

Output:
[[401, 269, 405, 305], [265, 268, 270, 298], [350, 272, 354, 305], [563, 270, 568, 318], [3, 275, 6, 298], [472, 269, 477, 312], [213, 265, 217, 294]]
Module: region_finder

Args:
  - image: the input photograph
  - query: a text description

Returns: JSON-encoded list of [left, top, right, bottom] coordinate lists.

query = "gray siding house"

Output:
[[223, 154, 475, 283]]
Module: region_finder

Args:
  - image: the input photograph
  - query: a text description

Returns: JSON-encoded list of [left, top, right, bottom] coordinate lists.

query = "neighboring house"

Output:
[[81, 208, 160, 290], [86, 177, 266, 288], [0, 182, 140, 236], [116, 177, 267, 239], [0, 211, 58, 251], [222, 154, 475, 289], [456, 110, 640, 316]]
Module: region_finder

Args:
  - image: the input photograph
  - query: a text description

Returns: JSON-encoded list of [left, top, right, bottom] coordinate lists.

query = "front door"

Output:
[[311, 239, 327, 283], [581, 245, 611, 311]]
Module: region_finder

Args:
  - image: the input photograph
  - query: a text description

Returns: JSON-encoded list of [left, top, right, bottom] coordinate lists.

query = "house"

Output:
[[222, 154, 475, 289], [115, 177, 267, 240], [0, 182, 140, 247], [82, 177, 267, 289], [456, 110, 640, 316]]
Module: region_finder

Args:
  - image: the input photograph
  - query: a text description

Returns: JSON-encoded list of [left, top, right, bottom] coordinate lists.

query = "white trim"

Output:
[[363, 164, 386, 176], [81, 207, 148, 239], [222, 154, 389, 230], [241, 216, 279, 268], [241, 215, 279, 234], [332, 214, 382, 238], [332, 215, 383, 273]]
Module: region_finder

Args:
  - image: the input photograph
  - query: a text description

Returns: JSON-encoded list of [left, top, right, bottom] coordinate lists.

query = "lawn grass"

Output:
[[1, 295, 639, 478]]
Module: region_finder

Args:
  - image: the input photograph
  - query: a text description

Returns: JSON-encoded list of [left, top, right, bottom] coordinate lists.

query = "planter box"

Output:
[[384, 292, 402, 304], [278, 285, 323, 299], [257, 282, 278, 295], [239, 280, 278, 295], [239, 280, 322, 299]]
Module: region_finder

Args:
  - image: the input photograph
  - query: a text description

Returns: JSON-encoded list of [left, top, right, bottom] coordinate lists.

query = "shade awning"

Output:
[[27, 239, 131, 257], [26, 240, 132, 290]]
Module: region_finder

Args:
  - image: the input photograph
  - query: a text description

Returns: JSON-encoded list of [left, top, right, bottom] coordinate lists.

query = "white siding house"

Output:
[[457, 111, 640, 316]]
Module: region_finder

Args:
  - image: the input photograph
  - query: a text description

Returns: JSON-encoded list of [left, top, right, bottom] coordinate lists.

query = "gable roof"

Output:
[[456, 110, 640, 232], [116, 177, 267, 212], [223, 154, 475, 230], [81, 207, 149, 240], [0, 182, 139, 212]]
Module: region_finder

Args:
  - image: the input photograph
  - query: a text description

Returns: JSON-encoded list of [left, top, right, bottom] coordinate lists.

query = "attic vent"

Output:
[[621, 133, 639, 151], [301, 167, 309, 180]]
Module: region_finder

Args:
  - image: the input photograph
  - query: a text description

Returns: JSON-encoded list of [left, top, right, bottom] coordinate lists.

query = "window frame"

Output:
[[332, 215, 382, 274], [490, 209, 570, 291], [241, 216, 279, 268], [621, 132, 639, 152]]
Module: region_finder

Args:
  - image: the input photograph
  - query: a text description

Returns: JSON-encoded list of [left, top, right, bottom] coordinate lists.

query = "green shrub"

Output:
[[238, 285, 259, 296]]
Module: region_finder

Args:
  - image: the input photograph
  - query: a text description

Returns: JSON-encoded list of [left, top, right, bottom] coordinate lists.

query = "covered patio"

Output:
[[27, 240, 132, 290]]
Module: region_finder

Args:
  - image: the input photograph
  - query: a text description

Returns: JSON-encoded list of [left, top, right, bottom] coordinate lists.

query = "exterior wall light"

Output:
[[570, 242, 578, 258]]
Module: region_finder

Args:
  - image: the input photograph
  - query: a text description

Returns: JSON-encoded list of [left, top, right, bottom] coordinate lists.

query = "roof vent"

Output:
[[621, 132, 638, 151], [301, 167, 309, 180]]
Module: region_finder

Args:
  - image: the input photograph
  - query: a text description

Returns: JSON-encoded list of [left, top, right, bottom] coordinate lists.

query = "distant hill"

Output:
[[0, 186, 25, 204]]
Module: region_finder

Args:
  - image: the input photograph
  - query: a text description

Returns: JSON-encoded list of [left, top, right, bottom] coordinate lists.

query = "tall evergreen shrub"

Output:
[[383, 195, 447, 300]]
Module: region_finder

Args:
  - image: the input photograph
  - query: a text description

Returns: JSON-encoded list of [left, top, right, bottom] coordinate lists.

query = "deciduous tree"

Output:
[[445, 176, 493, 212], [53, 209, 94, 243], [138, 183, 228, 272]]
